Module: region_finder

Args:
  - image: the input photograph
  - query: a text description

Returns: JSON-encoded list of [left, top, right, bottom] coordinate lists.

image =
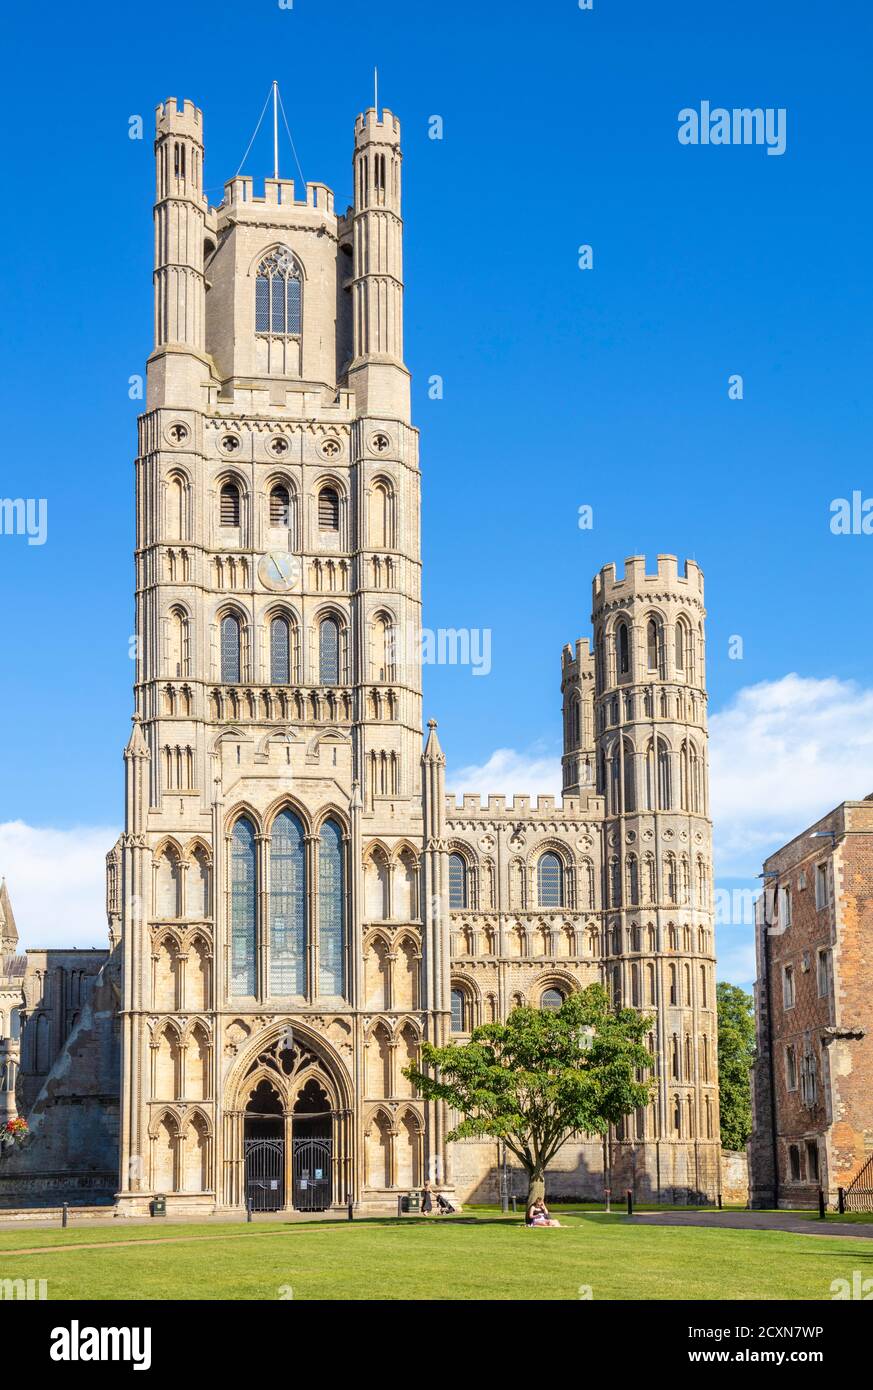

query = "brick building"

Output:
[[750, 796, 873, 1207]]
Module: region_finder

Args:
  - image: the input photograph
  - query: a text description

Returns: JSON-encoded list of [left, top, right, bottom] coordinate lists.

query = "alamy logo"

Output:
[[50, 1321, 152, 1371], [678, 101, 787, 156], [0, 497, 48, 546]]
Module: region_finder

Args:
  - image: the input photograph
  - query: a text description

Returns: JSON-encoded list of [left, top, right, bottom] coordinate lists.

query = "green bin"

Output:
[[407, 1192, 420, 1213], [151, 1194, 167, 1217]]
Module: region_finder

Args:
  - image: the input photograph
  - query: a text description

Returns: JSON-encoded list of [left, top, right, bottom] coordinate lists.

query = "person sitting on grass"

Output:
[[526, 1197, 561, 1227]]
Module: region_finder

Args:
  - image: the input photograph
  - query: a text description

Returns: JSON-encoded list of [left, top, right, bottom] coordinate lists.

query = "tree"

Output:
[[716, 981, 755, 1152], [404, 985, 654, 1207]]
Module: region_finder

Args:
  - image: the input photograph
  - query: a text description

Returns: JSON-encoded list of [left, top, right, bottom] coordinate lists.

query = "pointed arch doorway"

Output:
[[229, 1026, 353, 1213], [292, 1077, 332, 1211], [244, 1079, 284, 1212]]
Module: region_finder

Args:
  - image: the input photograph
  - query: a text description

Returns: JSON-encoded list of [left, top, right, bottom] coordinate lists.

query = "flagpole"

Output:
[[272, 80, 279, 180], [374, 66, 378, 116]]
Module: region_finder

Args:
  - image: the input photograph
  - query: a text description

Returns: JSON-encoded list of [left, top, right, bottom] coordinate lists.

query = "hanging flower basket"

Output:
[[0, 1118, 28, 1149]]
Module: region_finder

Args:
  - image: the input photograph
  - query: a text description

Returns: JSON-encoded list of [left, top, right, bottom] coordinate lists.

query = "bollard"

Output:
[[818, 1188, 826, 1220], [511, 1196, 517, 1214], [246, 1198, 253, 1223], [838, 1187, 846, 1215], [626, 1189, 633, 1217], [604, 1187, 611, 1214], [717, 1192, 723, 1210], [347, 1199, 354, 1221], [61, 1202, 69, 1229]]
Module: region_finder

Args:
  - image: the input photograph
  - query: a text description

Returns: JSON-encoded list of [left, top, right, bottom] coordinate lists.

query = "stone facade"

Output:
[[750, 797, 873, 1208], [1, 96, 722, 1212]]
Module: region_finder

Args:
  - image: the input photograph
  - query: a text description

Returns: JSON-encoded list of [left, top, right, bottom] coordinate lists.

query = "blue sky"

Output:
[[2, 0, 873, 978]]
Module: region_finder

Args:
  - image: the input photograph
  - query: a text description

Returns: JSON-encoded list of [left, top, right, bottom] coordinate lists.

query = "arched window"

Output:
[[319, 616, 340, 684], [657, 738, 671, 809], [541, 988, 564, 1011], [451, 987, 469, 1033], [270, 616, 291, 685], [318, 486, 340, 532], [646, 617, 662, 673], [255, 247, 302, 336], [675, 620, 685, 671], [616, 621, 629, 675], [221, 614, 241, 684], [220, 482, 240, 527], [623, 738, 636, 812], [230, 817, 256, 996], [270, 810, 306, 996], [318, 819, 345, 996], [537, 853, 563, 908], [448, 853, 468, 909], [269, 484, 290, 528], [167, 607, 189, 679]]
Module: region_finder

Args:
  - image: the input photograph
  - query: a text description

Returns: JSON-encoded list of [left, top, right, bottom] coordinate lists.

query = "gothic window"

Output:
[[319, 616, 340, 684], [371, 612, 394, 682], [448, 853, 467, 909], [168, 607, 189, 679], [626, 854, 639, 905], [669, 963, 678, 1005], [230, 817, 257, 996], [646, 617, 664, 675], [270, 616, 291, 685], [269, 484, 290, 527], [537, 852, 563, 908], [221, 614, 241, 684], [623, 738, 636, 812], [269, 810, 306, 996], [451, 987, 468, 1033], [541, 988, 564, 1011], [255, 247, 302, 336], [318, 819, 345, 996], [318, 486, 340, 532], [220, 482, 240, 527], [616, 620, 630, 676], [675, 620, 685, 671], [609, 856, 621, 907]]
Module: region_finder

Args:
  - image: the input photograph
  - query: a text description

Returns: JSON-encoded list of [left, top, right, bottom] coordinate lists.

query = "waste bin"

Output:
[[407, 1192, 421, 1213], [151, 1194, 167, 1217]]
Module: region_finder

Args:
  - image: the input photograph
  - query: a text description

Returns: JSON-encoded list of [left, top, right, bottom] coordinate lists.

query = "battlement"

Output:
[[155, 97, 203, 139], [444, 792, 595, 817], [355, 107, 401, 145], [561, 637, 594, 676], [219, 176, 336, 216], [593, 554, 703, 604]]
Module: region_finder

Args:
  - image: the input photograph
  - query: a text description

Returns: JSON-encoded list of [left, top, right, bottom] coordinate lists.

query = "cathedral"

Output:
[[0, 97, 720, 1212]]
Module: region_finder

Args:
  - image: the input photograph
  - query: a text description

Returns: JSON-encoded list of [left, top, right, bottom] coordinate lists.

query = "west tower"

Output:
[[115, 98, 438, 1215]]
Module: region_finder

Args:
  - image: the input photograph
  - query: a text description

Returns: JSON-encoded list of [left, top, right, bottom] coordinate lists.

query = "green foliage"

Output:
[[404, 985, 654, 1192], [716, 981, 756, 1152]]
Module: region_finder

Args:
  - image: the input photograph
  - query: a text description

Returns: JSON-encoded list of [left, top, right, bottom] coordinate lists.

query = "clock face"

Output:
[[258, 551, 302, 592]]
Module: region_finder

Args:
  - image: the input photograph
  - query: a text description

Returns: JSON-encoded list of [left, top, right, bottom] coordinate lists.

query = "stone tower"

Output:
[[588, 555, 719, 1194], [114, 97, 437, 1215]]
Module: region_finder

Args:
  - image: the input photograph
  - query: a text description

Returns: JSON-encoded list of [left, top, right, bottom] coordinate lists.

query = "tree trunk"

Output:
[[525, 1168, 545, 1209]]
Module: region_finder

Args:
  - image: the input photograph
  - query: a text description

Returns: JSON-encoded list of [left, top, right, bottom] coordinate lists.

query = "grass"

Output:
[[0, 1210, 870, 1300]]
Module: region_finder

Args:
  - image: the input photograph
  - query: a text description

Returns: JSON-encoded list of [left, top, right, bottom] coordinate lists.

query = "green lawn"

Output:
[[0, 1211, 871, 1300]]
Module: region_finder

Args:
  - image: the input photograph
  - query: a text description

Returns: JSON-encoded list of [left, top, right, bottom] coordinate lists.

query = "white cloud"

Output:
[[0, 821, 118, 950], [447, 744, 563, 803], [709, 673, 873, 877]]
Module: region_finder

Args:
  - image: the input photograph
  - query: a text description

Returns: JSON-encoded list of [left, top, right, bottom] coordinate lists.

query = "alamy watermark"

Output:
[[0, 498, 47, 546], [678, 102, 787, 157]]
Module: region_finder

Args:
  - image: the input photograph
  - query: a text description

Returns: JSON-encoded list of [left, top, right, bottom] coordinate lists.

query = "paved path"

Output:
[[629, 1210, 873, 1240]]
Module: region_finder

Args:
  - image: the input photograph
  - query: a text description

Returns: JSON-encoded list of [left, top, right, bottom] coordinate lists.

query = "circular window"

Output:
[[318, 436, 342, 461], [220, 434, 241, 454], [269, 436, 290, 456], [369, 431, 391, 455], [166, 421, 189, 446], [541, 988, 565, 1011]]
